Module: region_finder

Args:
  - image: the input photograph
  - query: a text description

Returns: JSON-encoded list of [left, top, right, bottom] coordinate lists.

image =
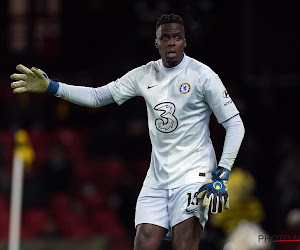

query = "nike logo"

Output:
[[147, 84, 157, 89], [186, 204, 198, 213]]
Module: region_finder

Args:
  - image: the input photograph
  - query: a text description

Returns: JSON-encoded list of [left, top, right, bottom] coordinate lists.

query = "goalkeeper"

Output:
[[10, 13, 245, 250]]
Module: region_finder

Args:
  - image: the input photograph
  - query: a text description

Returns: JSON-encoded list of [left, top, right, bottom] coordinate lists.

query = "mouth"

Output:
[[167, 51, 177, 58]]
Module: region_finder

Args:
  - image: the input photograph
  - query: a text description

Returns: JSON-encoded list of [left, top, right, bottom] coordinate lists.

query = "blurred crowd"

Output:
[[0, 0, 299, 249]]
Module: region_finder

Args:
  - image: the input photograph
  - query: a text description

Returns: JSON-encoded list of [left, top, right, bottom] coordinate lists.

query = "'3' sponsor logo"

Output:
[[154, 102, 178, 133]]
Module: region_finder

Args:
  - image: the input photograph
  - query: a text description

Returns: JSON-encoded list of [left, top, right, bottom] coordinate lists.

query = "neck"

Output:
[[162, 54, 184, 68]]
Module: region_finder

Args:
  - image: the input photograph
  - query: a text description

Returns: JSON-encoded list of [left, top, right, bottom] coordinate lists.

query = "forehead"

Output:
[[156, 23, 185, 37]]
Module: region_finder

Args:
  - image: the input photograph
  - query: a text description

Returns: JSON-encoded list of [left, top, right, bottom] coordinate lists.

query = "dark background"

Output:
[[0, 0, 299, 249]]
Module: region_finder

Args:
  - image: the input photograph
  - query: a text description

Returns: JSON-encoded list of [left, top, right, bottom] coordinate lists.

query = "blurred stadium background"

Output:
[[0, 0, 300, 249]]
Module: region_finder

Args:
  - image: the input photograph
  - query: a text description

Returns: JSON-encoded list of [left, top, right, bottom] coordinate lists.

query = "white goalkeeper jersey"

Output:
[[107, 54, 239, 189]]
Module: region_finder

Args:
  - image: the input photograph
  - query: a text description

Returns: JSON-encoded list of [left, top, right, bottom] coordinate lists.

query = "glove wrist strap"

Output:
[[45, 80, 59, 94], [213, 167, 230, 181]]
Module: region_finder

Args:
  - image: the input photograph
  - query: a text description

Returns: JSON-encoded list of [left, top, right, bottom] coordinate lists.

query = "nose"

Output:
[[168, 38, 175, 46]]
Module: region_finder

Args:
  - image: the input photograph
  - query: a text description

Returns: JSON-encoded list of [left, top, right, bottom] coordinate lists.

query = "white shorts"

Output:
[[135, 183, 209, 240]]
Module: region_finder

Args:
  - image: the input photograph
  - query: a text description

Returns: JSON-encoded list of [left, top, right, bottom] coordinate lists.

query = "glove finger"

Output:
[[196, 183, 207, 193], [224, 196, 229, 210], [211, 193, 219, 214], [218, 195, 224, 213], [31, 67, 48, 79], [16, 64, 34, 76], [223, 192, 229, 210], [11, 80, 25, 89], [196, 180, 213, 197], [13, 87, 28, 94], [202, 192, 213, 208], [10, 73, 27, 81], [196, 190, 207, 199]]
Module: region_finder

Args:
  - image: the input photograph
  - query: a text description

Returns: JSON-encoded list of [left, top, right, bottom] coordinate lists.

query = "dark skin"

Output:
[[134, 217, 203, 250], [155, 23, 187, 68], [134, 23, 202, 250]]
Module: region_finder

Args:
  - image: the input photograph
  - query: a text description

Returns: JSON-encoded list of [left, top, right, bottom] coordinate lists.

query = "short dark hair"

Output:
[[156, 13, 184, 30]]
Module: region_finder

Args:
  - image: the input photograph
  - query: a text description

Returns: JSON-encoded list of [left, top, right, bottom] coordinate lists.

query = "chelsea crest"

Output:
[[179, 82, 191, 94]]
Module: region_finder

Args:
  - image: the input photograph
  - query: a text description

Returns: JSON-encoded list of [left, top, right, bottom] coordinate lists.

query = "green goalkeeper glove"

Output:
[[10, 64, 58, 94]]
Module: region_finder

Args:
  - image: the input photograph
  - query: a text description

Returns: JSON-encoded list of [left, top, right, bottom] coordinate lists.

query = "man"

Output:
[[11, 14, 245, 250]]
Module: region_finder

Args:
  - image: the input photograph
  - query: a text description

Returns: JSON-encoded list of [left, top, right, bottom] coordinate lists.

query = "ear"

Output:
[[155, 39, 158, 48], [184, 39, 187, 48]]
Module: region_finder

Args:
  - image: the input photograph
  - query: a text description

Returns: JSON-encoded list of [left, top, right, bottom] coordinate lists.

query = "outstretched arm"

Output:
[[10, 64, 115, 108], [54, 83, 114, 108]]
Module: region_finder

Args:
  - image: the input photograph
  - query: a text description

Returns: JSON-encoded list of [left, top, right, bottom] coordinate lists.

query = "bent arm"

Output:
[[54, 82, 115, 108], [218, 114, 245, 170]]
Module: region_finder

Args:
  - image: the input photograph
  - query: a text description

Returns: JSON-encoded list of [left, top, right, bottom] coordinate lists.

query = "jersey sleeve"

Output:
[[107, 66, 144, 105], [55, 83, 115, 108], [202, 72, 239, 124]]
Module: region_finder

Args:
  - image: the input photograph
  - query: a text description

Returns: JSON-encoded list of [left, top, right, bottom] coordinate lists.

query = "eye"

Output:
[[160, 37, 168, 41], [175, 36, 181, 41]]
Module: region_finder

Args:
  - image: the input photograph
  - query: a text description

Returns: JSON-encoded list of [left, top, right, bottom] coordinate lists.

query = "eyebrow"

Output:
[[160, 32, 182, 36]]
